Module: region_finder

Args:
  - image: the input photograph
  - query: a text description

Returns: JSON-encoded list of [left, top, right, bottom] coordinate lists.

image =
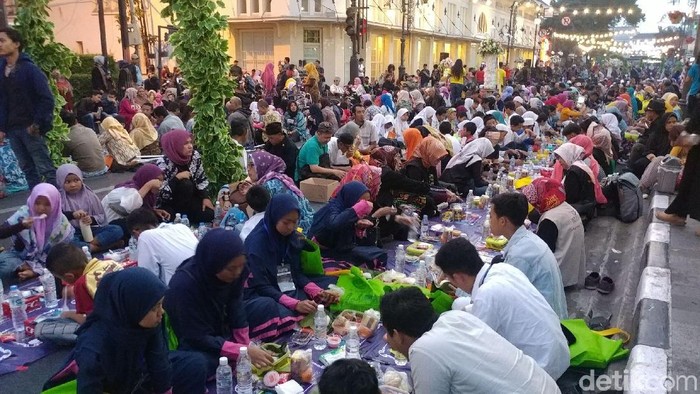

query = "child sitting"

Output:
[[46, 243, 122, 324], [239, 185, 270, 241]]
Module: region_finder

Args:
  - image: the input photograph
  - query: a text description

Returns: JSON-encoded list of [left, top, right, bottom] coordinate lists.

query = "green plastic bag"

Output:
[[42, 380, 77, 393], [561, 319, 630, 369], [429, 289, 454, 314], [331, 266, 386, 313], [300, 239, 324, 276], [163, 312, 179, 351]]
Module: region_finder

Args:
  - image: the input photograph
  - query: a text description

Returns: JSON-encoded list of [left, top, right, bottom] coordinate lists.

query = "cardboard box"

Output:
[[299, 178, 339, 203]]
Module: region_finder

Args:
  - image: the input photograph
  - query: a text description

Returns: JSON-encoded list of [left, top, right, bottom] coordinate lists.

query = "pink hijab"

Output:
[[553, 136, 607, 204], [161, 129, 192, 166], [28, 184, 65, 252], [261, 63, 276, 93]]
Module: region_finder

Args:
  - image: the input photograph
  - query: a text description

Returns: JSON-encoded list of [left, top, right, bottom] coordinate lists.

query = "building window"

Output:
[[238, 0, 247, 14], [251, 0, 259, 13], [371, 35, 385, 78], [301, 0, 309, 12], [263, 0, 271, 12], [303, 29, 322, 64], [478, 13, 488, 34], [314, 0, 322, 12]]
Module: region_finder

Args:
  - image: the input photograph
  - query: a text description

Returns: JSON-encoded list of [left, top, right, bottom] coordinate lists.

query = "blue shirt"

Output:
[[688, 64, 700, 95], [502, 226, 568, 319]]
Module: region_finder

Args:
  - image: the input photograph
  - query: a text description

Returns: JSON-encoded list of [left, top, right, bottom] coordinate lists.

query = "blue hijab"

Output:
[[308, 181, 369, 246], [501, 86, 514, 101], [76, 268, 170, 392], [381, 93, 396, 114], [257, 193, 303, 261]]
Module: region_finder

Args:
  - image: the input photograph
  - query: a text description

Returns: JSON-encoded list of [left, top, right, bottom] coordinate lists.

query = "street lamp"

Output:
[[398, 0, 413, 80], [533, 15, 541, 65], [506, 1, 519, 65]]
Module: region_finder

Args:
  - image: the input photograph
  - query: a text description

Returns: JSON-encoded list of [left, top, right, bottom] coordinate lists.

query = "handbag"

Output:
[[561, 319, 630, 369], [300, 239, 324, 276]]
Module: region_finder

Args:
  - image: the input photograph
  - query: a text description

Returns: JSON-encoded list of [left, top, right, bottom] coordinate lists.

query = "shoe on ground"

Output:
[[597, 276, 615, 294], [585, 272, 601, 290]]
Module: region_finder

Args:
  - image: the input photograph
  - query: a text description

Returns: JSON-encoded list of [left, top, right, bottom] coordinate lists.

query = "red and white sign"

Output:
[[561, 16, 571, 26]]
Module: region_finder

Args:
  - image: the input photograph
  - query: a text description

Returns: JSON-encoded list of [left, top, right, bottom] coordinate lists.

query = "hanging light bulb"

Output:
[[606, 9, 612, 15], [595, 9, 601, 15], [617, 8, 623, 13], [572, 10, 578, 15], [559, 6, 566, 12], [627, 9, 633, 14], [583, 8, 589, 14]]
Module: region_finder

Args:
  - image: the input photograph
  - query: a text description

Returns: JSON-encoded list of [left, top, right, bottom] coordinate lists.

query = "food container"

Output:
[[326, 335, 341, 348], [332, 310, 364, 336], [406, 242, 434, 257], [290, 349, 313, 384], [451, 204, 465, 221]]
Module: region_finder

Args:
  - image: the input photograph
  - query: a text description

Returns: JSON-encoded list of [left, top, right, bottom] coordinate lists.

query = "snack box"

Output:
[[331, 309, 378, 338], [406, 242, 434, 257], [299, 178, 339, 203]]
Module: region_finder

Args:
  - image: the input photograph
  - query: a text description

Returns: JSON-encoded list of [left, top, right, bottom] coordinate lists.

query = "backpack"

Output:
[[614, 172, 644, 223]]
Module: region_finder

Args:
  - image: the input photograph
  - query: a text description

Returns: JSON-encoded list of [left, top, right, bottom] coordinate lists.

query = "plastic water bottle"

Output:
[[128, 236, 138, 261], [314, 304, 328, 350], [8, 286, 27, 332], [485, 184, 493, 198], [394, 244, 406, 273], [173, 213, 181, 224], [345, 324, 361, 359], [181, 214, 190, 228], [40, 271, 58, 308], [414, 260, 427, 288], [198, 223, 208, 240], [0, 278, 4, 305], [466, 189, 474, 208], [231, 204, 247, 224], [82, 246, 92, 261], [215, 356, 233, 394], [236, 347, 253, 394], [407, 213, 419, 242], [527, 145, 534, 160], [482, 214, 491, 237], [214, 200, 222, 219], [420, 214, 429, 241], [509, 155, 516, 169]]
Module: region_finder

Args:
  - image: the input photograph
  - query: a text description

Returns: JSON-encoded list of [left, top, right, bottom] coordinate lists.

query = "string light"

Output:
[[553, 7, 635, 17]]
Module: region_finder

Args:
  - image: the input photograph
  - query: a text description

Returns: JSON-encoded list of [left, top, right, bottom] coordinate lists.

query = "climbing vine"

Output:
[[162, 0, 245, 188], [13, 0, 77, 166]]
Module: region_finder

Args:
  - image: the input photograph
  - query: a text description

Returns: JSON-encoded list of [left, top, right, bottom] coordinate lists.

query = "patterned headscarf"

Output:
[[522, 177, 566, 213], [250, 151, 303, 197], [332, 164, 382, 200], [413, 136, 448, 169], [370, 146, 402, 171]]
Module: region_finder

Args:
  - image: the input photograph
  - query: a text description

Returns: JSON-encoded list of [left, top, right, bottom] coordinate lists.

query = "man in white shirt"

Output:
[[327, 132, 354, 168], [127, 208, 197, 285], [435, 237, 570, 379], [348, 104, 378, 155], [380, 287, 560, 394]]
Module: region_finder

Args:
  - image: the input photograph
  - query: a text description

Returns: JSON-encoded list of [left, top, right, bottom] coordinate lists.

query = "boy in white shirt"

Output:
[[239, 185, 270, 241]]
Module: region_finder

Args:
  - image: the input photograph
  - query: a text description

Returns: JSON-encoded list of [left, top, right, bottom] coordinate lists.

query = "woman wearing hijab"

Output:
[[165, 229, 275, 375], [522, 177, 586, 288], [98, 116, 140, 171], [308, 181, 387, 267], [585, 119, 615, 175], [396, 90, 412, 113], [414, 107, 438, 129], [351, 77, 366, 96], [404, 136, 448, 183], [379, 93, 396, 116], [394, 108, 410, 142], [662, 92, 682, 119], [157, 130, 215, 224], [403, 128, 423, 159], [129, 112, 160, 155], [440, 138, 494, 195], [320, 98, 339, 132], [248, 151, 315, 234], [553, 143, 597, 223], [91, 55, 113, 93], [0, 184, 74, 281], [631, 112, 676, 179], [261, 62, 277, 96], [410, 89, 426, 113], [68, 268, 207, 393], [245, 194, 339, 331], [284, 101, 310, 141], [57, 164, 123, 253], [303, 63, 321, 103], [118, 87, 140, 129]]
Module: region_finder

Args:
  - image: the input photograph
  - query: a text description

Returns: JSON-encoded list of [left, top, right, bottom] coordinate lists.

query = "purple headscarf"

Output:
[[116, 164, 163, 208], [250, 151, 303, 197], [56, 164, 107, 226], [161, 129, 192, 166], [28, 183, 64, 252]]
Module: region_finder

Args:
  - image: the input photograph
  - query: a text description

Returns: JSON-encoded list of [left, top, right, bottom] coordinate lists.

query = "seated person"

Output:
[[308, 181, 387, 267], [380, 287, 560, 393], [435, 238, 570, 379], [506, 114, 535, 151], [157, 130, 215, 224], [239, 185, 269, 241], [245, 195, 339, 332], [61, 110, 109, 178], [296, 122, 347, 181], [318, 359, 380, 394], [631, 112, 675, 179], [489, 193, 568, 319], [46, 243, 123, 324], [440, 137, 494, 196], [523, 178, 586, 288], [328, 132, 355, 168], [64, 268, 207, 393], [165, 229, 274, 374], [283, 101, 310, 141], [263, 121, 298, 180], [127, 208, 197, 285], [553, 143, 597, 222], [57, 164, 124, 254], [129, 112, 160, 156], [403, 136, 459, 205], [98, 116, 140, 172], [75, 90, 106, 131], [0, 184, 74, 282]]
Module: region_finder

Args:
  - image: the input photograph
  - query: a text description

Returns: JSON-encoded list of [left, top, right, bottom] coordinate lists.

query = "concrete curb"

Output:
[[624, 194, 672, 394]]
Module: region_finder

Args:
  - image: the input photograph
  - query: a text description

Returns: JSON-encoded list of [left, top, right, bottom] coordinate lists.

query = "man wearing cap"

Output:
[[628, 99, 666, 166], [263, 121, 298, 180]]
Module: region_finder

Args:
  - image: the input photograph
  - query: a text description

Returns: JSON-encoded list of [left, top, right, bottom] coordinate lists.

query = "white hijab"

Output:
[[600, 113, 622, 141], [446, 137, 494, 169], [372, 114, 387, 139], [394, 108, 409, 142], [471, 117, 485, 135], [554, 142, 596, 182], [415, 107, 436, 128], [464, 98, 474, 120], [496, 123, 514, 146]]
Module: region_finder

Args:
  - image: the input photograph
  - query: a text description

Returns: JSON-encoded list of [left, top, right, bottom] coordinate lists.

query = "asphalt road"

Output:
[[0, 174, 663, 393]]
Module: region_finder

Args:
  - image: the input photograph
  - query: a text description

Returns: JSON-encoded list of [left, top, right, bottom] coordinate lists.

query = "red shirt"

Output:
[[476, 70, 485, 84], [73, 275, 94, 315]]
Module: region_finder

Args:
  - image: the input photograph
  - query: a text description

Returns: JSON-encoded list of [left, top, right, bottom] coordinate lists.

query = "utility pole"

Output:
[[346, 2, 359, 81], [118, 0, 130, 60], [0, 0, 8, 29], [399, 0, 407, 80], [97, 0, 108, 60]]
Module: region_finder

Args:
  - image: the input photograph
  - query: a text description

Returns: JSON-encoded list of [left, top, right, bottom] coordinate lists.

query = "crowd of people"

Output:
[[1, 24, 700, 392]]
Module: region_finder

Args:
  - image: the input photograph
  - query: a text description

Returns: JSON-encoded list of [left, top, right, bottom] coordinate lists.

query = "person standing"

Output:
[[0, 28, 56, 187]]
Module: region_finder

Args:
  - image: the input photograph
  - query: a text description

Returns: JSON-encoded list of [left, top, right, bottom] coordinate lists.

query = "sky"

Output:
[[636, 0, 689, 33]]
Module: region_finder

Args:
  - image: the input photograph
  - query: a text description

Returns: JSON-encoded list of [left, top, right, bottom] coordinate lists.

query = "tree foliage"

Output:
[[13, 0, 77, 166], [162, 0, 245, 189]]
